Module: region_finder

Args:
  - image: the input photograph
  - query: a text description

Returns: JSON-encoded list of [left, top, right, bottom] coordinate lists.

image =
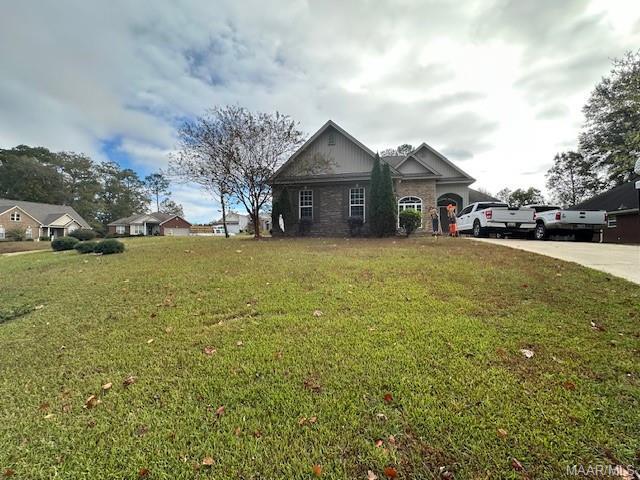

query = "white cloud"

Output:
[[1, 0, 639, 220]]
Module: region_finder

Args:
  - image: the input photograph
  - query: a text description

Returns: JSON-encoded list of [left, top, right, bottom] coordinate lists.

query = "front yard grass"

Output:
[[0, 236, 638, 479], [0, 240, 50, 254]]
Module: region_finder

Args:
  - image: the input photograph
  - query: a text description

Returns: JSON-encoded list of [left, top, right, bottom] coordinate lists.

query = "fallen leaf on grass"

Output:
[[617, 465, 634, 480], [165, 326, 173, 333], [519, 349, 534, 359], [274, 351, 283, 359], [146, 338, 154, 344], [312, 464, 322, 477], [62, 403, 71, 413], [312, 310, 323, 317], [215, 405, 225, 417], [123, 375, 137, 387], [235, 250, 242, 253], [102, 382, 112, 391], [202, 456, 214, 466], [563, 380, 576, 390], [39, 402, 50, 411], [383, 393, 393, 403], [84, 395, 101, 409], [3, 469, 15, 477], [236, 340, 244, 347], [367, 471, 378, 480], [34, 305, 44, 310], [511, 458, 524, 472], [383, 466, 397, 478], [497, 428, 508, 438], [374, 439, 383, 448], [388, 435, 395, 445], [138, 468, 150, 478], [234, 426, 242, 436], [590, 321, 606, 332], [203, 346, 217, 356], [375, 413, 387, 421], [44, 413, 55, 419], [303, 376, 322, 393]]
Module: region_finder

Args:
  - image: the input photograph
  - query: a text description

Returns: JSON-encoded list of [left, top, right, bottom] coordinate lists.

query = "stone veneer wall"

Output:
[[394, 179, 437, 233]]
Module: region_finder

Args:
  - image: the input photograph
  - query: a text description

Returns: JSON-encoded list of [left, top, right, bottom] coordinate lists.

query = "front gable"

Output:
[[272, 121, 377, 183], [410, 143, 474, 181], [48, 213, 75, 227], [396, 155, 439, 176]]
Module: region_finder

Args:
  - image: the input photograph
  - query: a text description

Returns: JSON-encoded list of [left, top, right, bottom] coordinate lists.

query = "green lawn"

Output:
[[0, 241, 51, 254], [0, 236, 638, 479]]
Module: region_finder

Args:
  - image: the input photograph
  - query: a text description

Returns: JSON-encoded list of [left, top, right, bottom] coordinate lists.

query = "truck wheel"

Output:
[[534, 222, 547, 241], [472, 220, 486, 238]]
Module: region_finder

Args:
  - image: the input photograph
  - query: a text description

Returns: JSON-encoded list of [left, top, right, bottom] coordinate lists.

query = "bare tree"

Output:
[[215, 106, 305, 239], [169, 113, 233, 238]]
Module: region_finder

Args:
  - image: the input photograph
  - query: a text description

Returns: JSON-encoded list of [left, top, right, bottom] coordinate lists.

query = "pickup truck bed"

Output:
[[527, 205, 607, 241]]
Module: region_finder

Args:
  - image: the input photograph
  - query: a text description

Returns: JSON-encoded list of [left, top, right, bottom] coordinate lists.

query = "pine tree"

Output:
[[368, 154, 383, 236], [380, 163, 397, 235]]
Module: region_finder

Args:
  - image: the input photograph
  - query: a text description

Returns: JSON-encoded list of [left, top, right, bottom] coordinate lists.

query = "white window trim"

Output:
[[25, 226, 33, 239], [131, 224, 144, 235], [299, 190, 313, 220], [607, 216, 617, 228], [10, 212, 21, 222], [116, 225, 125, 234], [398, 196, 423, 228], [0, 225, 4, 240], [349, 187, 366, 221]]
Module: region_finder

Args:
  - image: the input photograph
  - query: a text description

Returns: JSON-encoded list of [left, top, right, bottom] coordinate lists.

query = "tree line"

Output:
[[0, 146, 182, 233]]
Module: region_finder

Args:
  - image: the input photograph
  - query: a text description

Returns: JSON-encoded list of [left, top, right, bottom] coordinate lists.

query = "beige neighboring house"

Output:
[[0, 198, 91, 241]]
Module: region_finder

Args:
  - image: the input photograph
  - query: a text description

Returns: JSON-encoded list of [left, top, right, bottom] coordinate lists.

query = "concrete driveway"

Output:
[[472, 238, 640, 285]]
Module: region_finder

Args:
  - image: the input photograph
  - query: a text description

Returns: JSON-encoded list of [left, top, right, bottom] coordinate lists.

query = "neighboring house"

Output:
[[269, 120, 481, 236], [107, 212, 192, 236], [575, 177, 639, 244], [212, 212, 272, 234], [0, 198, 91, 240]]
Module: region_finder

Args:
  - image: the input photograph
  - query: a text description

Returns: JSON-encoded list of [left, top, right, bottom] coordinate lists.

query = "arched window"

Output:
[[398, 196, 422, 213], [398, 196, 423, 227]]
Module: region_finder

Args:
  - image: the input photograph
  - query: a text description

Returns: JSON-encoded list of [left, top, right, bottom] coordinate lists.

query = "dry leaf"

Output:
[[203, 346, 217, 356], [298, 417, 307, 426], [39, 402, 50, 411], [497, 428, 508, 438], [202, 456, 214, 466], [138, 468, 150, 478], [375, 439, 384, 448], [383, 466, 398, 478], [563, 380, 576, 390], [376, 413, 387, 421], [236, 340, 244, 347], [312, 310, 323, 317], [165, 326, 173, 333], [3, 469, 15, 477], [308, 416, 317, 424], [215, 405, 225, 417], [62, 403, 72, 413], [367, 471, 378, 480], [84, 395, 100, 409], [511, 458, 524, 472], [388, 435, 396, 445], [102, 382, 112, 391], [383, 393, 393, 403], [235, 249, 242, 253], [123, 375, 137, 387], [519, 349, 534, 359], [617, 465, 634, 480], [44, 413, 55, 419], [146, 338, 154, 344], [234, 426, 242, 436], [312, 464, 322, 477], [303, 376, 322, 393], [274, 351, 283, 359], [34, 305, 44, 310]]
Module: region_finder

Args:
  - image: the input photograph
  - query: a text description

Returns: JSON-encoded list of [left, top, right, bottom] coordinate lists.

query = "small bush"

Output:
[[51, 236, 79, 251], [347, 216, 364, 236], [69, 229, 96, 241], [74, 240, 98, 254], [6, 228, 26, 241], [399, 209, 422, 236], [94, 239, 125, 255]]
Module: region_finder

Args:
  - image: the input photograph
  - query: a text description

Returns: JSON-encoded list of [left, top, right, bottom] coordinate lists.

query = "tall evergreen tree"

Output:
[[368, 154, 383, 235], [380, 163, 397, 235]]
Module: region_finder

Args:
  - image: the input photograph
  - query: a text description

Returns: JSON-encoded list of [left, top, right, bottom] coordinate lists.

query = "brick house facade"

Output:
[[0, 199, 91, 240], [269, 120, 476, 236], [107, 212, 192, 236]]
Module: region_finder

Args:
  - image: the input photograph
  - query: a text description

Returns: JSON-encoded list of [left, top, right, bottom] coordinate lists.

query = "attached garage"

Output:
[[160, 215, 192, 236]]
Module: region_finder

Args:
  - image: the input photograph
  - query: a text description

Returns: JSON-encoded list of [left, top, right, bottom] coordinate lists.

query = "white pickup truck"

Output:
[[457, 202, 536, 238], [526, 205, 607, 241]]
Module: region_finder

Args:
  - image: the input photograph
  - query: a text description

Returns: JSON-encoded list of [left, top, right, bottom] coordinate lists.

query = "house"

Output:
[[269, 120, 482, 236], [575, 176, 639, 244], [0, 198, 91, 240], [107, 212, 192, 236], [212, 212, 272, 234]]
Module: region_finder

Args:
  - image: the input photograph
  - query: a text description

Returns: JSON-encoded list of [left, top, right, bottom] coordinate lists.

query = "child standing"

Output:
[[428, 207, 439, 236]]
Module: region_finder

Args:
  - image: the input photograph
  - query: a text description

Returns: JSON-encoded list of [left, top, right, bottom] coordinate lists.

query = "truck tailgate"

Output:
[[559, 210, 606, 225], [489, 208, 535, 224]]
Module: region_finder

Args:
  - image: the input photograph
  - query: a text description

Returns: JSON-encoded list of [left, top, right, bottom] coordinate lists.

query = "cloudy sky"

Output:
[[1, 1, 639, 222]]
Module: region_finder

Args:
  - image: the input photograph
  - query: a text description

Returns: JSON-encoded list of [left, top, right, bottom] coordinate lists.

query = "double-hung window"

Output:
[[131, 224, 144, 235], [299, 190, 313, 219], [116, 225, 125, 234], [349, 187, 365, 220], [25, 226, 32, 239]]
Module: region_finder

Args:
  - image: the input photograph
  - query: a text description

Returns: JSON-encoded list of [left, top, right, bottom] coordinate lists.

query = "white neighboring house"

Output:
[[212, 212, 272, 235]]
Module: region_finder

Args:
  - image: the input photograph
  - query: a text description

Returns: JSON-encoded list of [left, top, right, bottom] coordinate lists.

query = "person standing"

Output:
[[446, 203, 458, 237], [428, 207, 439, 236]]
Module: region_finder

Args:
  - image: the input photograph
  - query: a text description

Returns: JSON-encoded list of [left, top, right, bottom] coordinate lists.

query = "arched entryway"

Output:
[[437, 193, 463, 233]]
